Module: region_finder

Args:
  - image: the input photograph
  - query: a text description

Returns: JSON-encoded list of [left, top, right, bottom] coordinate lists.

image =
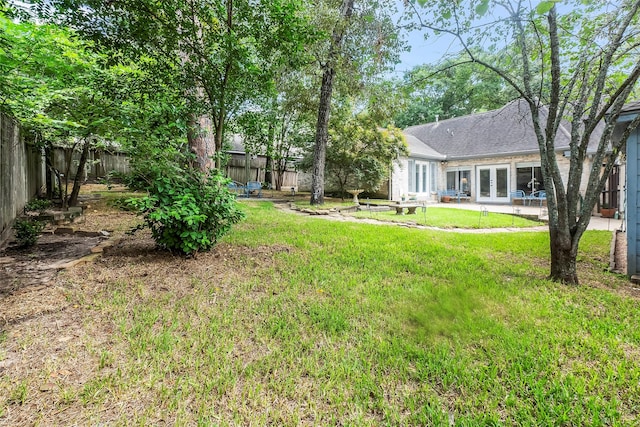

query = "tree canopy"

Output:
[[32, 0, 315, 170], [395, 54, 517, 128]]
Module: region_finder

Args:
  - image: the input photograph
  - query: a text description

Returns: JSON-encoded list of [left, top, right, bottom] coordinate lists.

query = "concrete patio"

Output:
[[428, 201, 624, 231]]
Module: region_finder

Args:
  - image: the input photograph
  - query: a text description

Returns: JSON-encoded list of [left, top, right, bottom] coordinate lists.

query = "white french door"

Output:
[[476, 165, 510, 203]]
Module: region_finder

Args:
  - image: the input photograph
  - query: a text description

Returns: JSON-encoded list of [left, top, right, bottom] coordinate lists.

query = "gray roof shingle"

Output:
[[404, 99, 599, 160]]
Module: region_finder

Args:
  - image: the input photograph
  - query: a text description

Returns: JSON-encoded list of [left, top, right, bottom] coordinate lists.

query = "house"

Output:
[[391, 99, 605, 204], [616, 101, 640, 278]]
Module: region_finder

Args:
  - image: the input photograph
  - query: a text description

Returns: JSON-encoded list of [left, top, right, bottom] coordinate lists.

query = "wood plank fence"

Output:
[[0, 112, 45, 246]]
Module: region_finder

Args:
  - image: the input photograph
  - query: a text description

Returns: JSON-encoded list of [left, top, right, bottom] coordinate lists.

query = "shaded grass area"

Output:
[[293, 199, 358, 210], [1, 201, 638, 425], [351, 206, 543, 228]]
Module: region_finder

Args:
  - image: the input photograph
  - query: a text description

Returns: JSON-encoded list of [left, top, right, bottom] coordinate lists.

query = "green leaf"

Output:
[[536, 1, 557, 15], [475, 0, 489, 16]]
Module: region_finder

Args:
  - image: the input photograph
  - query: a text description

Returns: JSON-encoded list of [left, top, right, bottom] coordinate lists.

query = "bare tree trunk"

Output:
[[549, 227, 579, 284], [45, 146, 53, 199], [310, 0, 355, 205], [187, 113, 214, 172], [277, 159, 287, 191], [310, 68, 335, 205], [265, 155, 273, 189], [68, 139, 90, 207], [214, 112, 225, 170]]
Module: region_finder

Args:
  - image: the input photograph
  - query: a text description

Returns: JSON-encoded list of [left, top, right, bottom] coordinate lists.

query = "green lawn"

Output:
[[351, 206, 543, 228], [2, 201, 637, 425], [293, 199, 358, 210]]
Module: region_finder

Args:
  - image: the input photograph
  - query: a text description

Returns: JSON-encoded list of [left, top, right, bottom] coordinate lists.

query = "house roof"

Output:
[[620, 100, 640, 115], [404, 99, 600, 160], [404, 134, 446, 160], [228, 134, 246, 154]]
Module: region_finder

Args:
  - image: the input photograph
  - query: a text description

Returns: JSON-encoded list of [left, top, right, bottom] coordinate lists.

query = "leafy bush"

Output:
[[24, 198, 51, 214], [13, 218, 45, 247], [126, 162, 245, 255]]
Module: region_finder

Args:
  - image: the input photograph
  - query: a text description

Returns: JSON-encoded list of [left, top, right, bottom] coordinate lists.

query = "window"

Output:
[[446, 169, 471, 195], [516, 163, 544, 193], [430, 162, 437, 192], [408, 160, 436, 193]]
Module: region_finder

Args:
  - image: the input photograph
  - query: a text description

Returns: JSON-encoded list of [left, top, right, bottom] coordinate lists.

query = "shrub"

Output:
[[13, 218, 45, 247], [24, 198, 51, 214], [126, 164, 245, 255]]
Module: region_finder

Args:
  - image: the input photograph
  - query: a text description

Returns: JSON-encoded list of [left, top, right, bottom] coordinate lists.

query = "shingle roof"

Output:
[[404, 134, 446, 160], [404, 99, 599, 160], [620, 100, 640, 114]]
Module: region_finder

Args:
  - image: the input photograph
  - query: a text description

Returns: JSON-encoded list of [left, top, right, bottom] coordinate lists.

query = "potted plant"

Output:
[[600, 203, 616, 218], [441, 195, 451, 203]]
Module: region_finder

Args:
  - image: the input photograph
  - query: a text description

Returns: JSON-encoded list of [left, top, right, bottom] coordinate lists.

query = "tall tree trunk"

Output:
[[277, 159, 286, 191], [310, 0, 355, 205], [68, 139, 90, 207], [265, 155, 273, 189], [265, 122, 274, 188], [214, 112, 225, 170], [549, 226, 579, 285], [187, 112, 214, 172], [310, 68, 335, 205], [45, 146, 53, 199]]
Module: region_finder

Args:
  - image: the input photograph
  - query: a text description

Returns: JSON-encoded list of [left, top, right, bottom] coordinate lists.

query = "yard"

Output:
[[1, 193, 639, 425]]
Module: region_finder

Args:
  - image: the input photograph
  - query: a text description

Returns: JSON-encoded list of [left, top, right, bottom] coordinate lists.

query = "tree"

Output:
[[309, 0, 404, 205], [234, 69, 316, 190], [395, 54, 517, 128], [0, 11, 123, 207], [309, 0, 355, 205], [323, 114, 407, 198], [410, 0, 640, 284], [31, 0, 312, 171]]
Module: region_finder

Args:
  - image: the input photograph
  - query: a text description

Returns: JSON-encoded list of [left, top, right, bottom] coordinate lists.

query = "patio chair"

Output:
[[529, 190, 546, 207], [245, 181, 263, 198], [227, 181, 245, 196], [510, 190, 526, 205]]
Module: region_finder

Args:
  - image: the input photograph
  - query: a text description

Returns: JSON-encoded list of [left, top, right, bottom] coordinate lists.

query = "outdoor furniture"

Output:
[[510, 190, 527, 205], [394, 203, 421, 215], [528, 190, 546, 207], [227, 181, 245, 195], [437, 189, 471, 203], [244, 181, 263, 198]]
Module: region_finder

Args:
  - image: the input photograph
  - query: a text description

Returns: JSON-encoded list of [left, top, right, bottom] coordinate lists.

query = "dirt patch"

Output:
[[0, 193, 139, 329], [0, 232, 108, 297]]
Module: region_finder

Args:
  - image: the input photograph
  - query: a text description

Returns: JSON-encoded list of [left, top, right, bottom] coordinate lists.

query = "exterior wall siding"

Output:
[[626, 126, 640, 277], [392, 152, 594, 203]]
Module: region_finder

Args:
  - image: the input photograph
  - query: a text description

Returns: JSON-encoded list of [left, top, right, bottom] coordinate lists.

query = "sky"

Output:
[[390, 1, 471, 78], [394, 29, 462, 75]]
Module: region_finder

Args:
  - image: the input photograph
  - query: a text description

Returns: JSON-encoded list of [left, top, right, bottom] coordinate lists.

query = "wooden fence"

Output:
[[225, 153, 300, 190], [0, 112, 44, 246], [51, 147, 130, 181]]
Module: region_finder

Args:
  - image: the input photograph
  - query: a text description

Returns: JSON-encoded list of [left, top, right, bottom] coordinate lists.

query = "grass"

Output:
[[351, 206, 543, 228], [293, 199, 358, 210], [0, 199, 638, 425]]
